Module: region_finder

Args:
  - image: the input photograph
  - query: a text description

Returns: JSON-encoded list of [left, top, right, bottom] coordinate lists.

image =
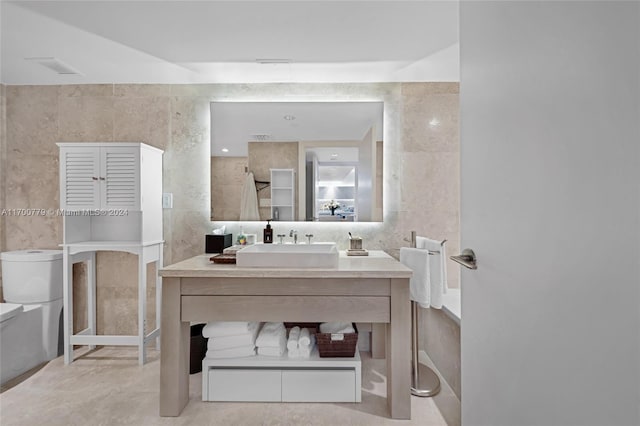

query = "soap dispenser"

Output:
[[263, 220, 273, 244]]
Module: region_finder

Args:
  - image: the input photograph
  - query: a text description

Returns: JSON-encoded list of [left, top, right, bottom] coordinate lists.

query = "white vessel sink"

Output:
[[236, 243, 339, 268]]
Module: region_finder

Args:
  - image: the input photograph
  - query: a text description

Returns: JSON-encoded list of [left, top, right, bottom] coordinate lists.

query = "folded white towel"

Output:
[[202, 321, 260, 338], [287, 326, 300, 351], [400, 247, 431, 308], [298, 328, 311, 347], [319, 322, 355, 334], [256, 322, 286, 347], [257, 346, 285, 357], [205, 345, 256, 359], [416, 236, 448, 309], [207, 324, 260, 351]]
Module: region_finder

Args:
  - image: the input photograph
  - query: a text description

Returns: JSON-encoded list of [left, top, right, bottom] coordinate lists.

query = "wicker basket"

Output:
[[316, 323, 358, 358]]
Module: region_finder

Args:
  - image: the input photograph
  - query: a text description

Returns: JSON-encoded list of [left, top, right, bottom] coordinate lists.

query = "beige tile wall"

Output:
[[248, 141, 299, 221], [1, 82, 460, 346], [210, 156, 248, 221]]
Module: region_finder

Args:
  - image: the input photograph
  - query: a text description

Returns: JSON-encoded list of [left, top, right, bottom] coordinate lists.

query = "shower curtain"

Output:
[[240, 172, 260, 221]]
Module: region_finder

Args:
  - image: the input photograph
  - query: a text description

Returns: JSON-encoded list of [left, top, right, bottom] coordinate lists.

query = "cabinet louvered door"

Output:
[[101, 146, 140, 210], [60, 147, 100, 210]]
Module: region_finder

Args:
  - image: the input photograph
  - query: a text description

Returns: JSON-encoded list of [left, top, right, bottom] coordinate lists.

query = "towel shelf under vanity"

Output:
[[202, 349, 361, 403]]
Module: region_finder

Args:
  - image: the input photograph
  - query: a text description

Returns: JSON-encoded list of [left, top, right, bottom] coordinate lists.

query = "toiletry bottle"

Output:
[[237, 227, 247, 245], [263, 220, 273, 244]]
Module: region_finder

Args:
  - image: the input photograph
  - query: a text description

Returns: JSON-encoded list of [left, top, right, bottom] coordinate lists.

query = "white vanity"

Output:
[[159, 250, 413, 419]]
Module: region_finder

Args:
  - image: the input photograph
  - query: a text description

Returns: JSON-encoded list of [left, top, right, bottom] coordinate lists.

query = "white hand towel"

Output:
[[207, 325, 260, 350], [298, 328, 311, 347], [416, 236, 448, 309], [205, 345, 256, 359], [256, 322, 286, 347], [287, 326, 301, 351], [319, 322, 355, 334], [202, 321, 260, 338], [257, 346, 285, 357], [240, 172, 260, 221], [400, 247, 431, 308]]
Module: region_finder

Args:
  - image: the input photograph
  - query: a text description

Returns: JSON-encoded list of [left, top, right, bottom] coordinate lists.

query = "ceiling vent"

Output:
[[250, 134, 271, 141], [255, 59, 292, 65], [25, 57, 81, 75]]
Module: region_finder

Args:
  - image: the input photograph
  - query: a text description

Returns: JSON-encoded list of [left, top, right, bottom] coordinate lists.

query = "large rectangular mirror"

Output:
[[211, 102, 383, 222]]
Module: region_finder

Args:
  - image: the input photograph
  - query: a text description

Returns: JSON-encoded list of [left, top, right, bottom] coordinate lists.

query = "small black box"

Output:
[[205, 234, 232, 253]]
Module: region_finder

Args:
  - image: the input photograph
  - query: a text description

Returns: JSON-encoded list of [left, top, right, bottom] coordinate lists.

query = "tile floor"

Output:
[[0, 348, 459, 426]]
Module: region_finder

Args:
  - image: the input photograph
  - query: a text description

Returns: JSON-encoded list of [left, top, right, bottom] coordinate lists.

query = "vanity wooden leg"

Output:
[[160, 277, 189, 416], [387, 278, 411, 419], [372, 323, 386, 359]]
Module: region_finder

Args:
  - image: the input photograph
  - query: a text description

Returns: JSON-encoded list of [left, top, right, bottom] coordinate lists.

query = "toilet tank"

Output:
[[1, 250, 63, 304]]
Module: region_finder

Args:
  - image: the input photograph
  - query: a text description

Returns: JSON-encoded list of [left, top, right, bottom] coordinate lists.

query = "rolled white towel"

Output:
[[205, 345, 256, 359], [207, 324, 260, 351], [299, 346, 311, 358], [287, 347, 300, 358], [256, 322, 286, 347], [202, 321, 260, 338], [319, 322, 354, 334], [257, 346, 285, 357], [287, 326, 301, 351], [298, 328, 311, 347]]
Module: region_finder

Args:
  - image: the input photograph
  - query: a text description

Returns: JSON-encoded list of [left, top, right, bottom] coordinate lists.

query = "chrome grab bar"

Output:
[[450, 248, 477, 270]]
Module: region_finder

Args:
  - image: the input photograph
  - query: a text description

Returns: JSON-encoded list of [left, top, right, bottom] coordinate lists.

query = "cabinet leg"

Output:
[[87, 252, 97, 350], [138, 254, 147, 366], [155, 245, 163, 351], [63, 250, 74, 365]]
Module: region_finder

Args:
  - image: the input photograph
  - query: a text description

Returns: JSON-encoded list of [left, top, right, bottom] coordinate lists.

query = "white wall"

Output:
[[460, 1, 640, 425]]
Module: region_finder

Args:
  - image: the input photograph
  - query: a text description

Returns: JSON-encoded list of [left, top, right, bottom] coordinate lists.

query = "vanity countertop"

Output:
[[160, 250, 412, 279]]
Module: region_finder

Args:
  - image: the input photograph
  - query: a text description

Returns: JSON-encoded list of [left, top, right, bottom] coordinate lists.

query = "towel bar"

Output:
[[406, 231, 442, 398]]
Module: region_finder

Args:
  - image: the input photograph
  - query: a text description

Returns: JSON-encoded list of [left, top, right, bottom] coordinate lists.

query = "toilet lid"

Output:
[[0, 303, 23, 323], [0, 249, 63, 262]]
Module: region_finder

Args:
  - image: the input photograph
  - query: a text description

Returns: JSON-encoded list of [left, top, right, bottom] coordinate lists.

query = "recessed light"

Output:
[[429, 118, 440, 127], [283, 115, 296, 121], [221, 148, 229, 153]]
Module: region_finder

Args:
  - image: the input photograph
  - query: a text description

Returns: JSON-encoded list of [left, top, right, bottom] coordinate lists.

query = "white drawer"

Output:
[[207, 369, 281, 402], [281, 369, 356, 402]]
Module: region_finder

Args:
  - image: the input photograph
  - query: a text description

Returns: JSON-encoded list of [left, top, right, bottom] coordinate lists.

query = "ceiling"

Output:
[[0, 1, 460, 85]]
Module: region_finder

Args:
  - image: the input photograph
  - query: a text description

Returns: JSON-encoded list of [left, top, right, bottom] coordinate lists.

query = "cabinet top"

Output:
[[56, 142, 163, 154]]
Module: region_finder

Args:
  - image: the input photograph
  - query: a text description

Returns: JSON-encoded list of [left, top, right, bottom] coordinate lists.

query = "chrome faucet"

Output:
[[289, 229, 298, 244]]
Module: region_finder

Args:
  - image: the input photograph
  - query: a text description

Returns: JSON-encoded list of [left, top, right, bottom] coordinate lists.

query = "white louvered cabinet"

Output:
[[60, 145, 141, 211], [57, 142, 164, 366]]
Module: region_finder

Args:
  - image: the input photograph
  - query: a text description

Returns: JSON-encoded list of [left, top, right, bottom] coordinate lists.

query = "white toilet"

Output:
[[0, 249, 64, 385]]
